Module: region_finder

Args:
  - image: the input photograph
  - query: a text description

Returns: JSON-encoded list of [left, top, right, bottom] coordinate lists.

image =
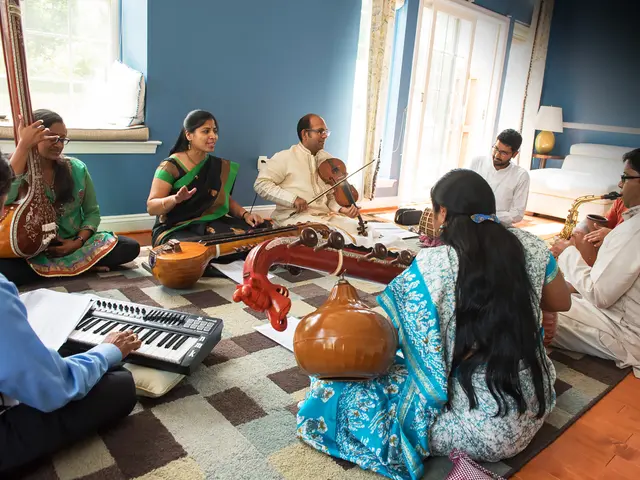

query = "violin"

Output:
[[317, 158, 368, 236]]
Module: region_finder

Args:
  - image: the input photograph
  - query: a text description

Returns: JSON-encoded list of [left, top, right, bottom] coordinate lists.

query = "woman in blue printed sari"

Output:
[[297, 169, 572, 479]]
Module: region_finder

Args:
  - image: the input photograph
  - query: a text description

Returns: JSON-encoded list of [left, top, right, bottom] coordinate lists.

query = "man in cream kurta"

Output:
[[255, 114, 413, 250], [468, 129, 530, 227], [551, 148, 640, 376]]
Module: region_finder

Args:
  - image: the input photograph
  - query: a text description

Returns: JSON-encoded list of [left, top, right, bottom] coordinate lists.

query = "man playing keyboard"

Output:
[[0, 155, 142, 475]]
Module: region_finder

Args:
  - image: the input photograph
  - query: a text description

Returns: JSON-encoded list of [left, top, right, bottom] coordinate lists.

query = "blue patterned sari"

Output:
[[296, 228, 558, 480], [297, 260, 449, 480]]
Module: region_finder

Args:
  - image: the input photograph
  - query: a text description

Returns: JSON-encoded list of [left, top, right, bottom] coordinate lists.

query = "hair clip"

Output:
[[470, 214, 500, 224]]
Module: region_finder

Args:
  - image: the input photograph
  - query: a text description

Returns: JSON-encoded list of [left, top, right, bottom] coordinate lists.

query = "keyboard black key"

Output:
[[165, 334, 182, 349], [157, 332, 173, 347], [140, 329, 155, 342], [83, 318, 102, 331], [76, 316, 95, 330], [163, 333, 180, 348], [147, 331, 163, 344], [102, 323, 118, 335], [94, 321, 115, 335], [173, 335, 189, 350]]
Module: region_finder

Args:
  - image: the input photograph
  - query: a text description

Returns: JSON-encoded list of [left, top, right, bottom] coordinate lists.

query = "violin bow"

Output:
[[287, 158, 378, 219]]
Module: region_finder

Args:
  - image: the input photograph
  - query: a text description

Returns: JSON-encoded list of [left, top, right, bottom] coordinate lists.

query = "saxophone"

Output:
[[558, 191, 621, 240]]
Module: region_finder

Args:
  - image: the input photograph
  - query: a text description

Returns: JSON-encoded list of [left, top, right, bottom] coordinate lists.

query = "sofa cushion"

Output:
[[570, 143, 633, 159], [561, 154, 622, 182], [529, 169, 619, 199]]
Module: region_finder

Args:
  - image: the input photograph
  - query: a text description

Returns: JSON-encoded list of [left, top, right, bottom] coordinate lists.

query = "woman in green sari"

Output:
[[0, 110, 140, 287], [147, 110, 267, 246]]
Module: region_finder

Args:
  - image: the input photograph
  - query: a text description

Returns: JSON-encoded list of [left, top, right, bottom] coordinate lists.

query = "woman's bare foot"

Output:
[[90, 265, 110, 273]]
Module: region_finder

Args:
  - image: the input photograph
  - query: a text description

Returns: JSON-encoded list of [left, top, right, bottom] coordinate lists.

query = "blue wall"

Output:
[[87, 0, 361, 216], [475, 0, 535, 26], [539, 0, 640, 161]]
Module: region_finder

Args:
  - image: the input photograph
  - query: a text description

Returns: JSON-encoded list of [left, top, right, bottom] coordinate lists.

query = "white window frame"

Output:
[[397, 0, 509, 202], [0, 0, 159, 155]]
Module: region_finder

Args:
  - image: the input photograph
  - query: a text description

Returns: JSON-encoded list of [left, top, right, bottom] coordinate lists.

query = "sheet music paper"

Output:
[[367, 222, 420, 240], [19, 289, 92, 350], [213, 260, 274, 284], [254, 317, 301, 352]]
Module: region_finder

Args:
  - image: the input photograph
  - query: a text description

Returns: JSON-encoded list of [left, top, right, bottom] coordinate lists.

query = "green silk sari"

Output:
[[151, 154, 240, 246], [4, 157, 117, 277]]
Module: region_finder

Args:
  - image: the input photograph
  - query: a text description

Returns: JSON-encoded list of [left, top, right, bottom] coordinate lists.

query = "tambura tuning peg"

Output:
[[314, 231, 345, 252], [288, 228, 319, 249], [158, 239, 182, 253], [362, 243, 387, 261], [391, 250, 415, 266]]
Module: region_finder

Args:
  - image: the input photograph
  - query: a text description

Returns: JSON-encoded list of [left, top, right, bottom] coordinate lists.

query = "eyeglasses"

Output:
[[621, 174, 640, 183], [52, 137, 71, 145], [491, 145, 513, 157], [306, 128, 331, 138]]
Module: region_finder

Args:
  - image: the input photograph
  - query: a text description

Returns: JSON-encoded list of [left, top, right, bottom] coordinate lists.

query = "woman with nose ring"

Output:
[[0, 109, 141, 287], [147, 109, 267, 247]]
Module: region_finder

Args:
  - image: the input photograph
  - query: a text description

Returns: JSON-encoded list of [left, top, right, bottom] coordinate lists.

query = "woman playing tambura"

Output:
[[0, 110, 140, 287], [296, 169, 572, 479], [147, 110, 266, 246]]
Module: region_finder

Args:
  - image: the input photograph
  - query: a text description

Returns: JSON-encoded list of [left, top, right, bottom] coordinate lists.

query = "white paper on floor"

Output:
[[213, 259, 275, 284], [254, 316, 301, 352]]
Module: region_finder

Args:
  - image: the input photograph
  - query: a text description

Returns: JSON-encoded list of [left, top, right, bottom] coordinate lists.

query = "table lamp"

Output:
[[534, 106, 563, 154]]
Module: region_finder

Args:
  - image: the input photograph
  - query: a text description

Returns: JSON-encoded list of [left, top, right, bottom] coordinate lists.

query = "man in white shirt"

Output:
[[550, 148, 640, 376], [468, 129, 530, 227], [254, 114, 363, 241]]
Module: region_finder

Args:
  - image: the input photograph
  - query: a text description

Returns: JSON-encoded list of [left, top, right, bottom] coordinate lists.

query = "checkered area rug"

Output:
[[15, 248, 629, 480]]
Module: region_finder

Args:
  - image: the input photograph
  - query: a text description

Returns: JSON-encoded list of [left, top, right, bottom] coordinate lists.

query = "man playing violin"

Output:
[[254, 114, 362, 238]]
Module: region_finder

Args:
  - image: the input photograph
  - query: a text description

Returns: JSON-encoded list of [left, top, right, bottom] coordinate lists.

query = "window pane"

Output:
[[1, 0, 118, 124], [23, 0, 69, 36], [70, 0, 111, 41], [71, 40, 110, 81], [29, 79, 70, 114], [25, 33, 71, 80]]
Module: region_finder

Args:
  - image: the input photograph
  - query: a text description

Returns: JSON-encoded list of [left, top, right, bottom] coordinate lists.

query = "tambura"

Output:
[[418, 207, 438, 238]]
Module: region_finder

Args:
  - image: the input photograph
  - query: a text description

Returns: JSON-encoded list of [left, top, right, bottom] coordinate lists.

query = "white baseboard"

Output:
[[98, 204, 276, 233]]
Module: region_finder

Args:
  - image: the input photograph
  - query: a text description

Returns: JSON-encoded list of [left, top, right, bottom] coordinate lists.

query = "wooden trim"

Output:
[[563, 122, 640, 135]]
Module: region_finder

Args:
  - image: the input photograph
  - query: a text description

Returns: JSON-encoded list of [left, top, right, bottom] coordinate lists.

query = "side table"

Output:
[[532, 154, 565, 169]]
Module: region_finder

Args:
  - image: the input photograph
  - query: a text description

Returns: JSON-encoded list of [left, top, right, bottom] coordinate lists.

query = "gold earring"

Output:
[[188, 141, 191, 150]]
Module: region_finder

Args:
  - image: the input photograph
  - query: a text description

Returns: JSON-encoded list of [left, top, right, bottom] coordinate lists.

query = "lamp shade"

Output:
[[535, 106, 563, 133]]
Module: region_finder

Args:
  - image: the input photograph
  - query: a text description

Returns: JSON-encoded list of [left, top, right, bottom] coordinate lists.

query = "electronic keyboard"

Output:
[[60, 296, 223, 375]]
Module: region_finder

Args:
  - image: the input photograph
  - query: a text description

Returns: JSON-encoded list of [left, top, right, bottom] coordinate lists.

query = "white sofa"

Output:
[[527, 143, 630, 221]]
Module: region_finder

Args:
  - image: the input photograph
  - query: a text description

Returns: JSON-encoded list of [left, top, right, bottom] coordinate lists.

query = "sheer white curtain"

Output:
[[518, 0, 555, 170], [361, 0, 402, 199]]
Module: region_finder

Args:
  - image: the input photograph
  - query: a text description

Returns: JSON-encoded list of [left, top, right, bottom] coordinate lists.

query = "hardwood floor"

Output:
[[119, 214, 640, 479], [516, 374, 640, 480]]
